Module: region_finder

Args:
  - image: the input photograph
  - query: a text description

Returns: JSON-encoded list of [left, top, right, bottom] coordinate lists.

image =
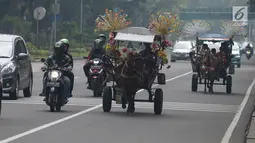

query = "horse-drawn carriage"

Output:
[[95, 8, 178, 114], [102, 27, 169, 114], [190, 33, 235, 93]]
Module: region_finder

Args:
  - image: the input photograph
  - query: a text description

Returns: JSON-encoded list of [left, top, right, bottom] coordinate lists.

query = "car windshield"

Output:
[[174, 43, 191, 50], [0, 41, 13, 58]]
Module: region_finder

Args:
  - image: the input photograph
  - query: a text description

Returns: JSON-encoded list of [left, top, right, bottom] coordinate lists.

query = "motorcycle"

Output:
[[246, 50, 252, 60], [40, 58, 70, 112], [84, 57, 106, 97]]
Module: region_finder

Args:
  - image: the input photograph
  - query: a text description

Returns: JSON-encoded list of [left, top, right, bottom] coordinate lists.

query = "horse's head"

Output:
[[125, 52, 144, 72]]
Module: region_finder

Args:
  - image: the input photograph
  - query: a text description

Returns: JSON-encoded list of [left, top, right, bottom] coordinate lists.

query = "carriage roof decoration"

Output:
[[179, 20, 211, 37], [95, 8, 132, 59], [95, 8, 132, 32], [221, 21, 247, 37], [147, 12, 181, 64], [148, 12, 180, 35]]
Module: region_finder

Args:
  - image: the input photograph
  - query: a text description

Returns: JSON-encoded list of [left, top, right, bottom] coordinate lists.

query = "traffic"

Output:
[[0, 6, 254, 143]]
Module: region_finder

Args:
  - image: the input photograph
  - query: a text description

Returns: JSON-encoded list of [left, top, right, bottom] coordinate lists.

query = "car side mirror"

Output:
[[17, 53, 28, 60], [41, 58, 45, 62]]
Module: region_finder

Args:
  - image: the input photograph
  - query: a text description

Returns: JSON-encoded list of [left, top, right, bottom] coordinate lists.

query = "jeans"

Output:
[[62, 76, 70, 98], [63, 71, 74, 94]]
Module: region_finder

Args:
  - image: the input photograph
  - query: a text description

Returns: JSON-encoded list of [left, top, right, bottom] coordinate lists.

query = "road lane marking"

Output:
[[137, 71, 192, 92], [0, 71, 191, 143], [3, 100, 238, 113], [221, 76, 255, 143]]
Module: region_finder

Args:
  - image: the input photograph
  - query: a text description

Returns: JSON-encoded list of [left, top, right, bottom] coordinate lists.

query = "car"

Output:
[[0, 74, 2, 116], [0, 34, 33, 100], [231, 41, 241, 68], [171, 41, 193, 61]]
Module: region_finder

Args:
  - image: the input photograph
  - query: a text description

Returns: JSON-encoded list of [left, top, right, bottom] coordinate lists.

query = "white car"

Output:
[[171, 41, 193, 61]]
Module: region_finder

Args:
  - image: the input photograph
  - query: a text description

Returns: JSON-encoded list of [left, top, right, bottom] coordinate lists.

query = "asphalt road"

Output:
[[0, 56, 254, 143]]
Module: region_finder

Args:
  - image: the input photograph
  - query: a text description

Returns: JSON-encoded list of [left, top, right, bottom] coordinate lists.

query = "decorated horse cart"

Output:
[[190, 33, 234, 93], [190, 21, 245, 93], [95, 9, 178, 114]]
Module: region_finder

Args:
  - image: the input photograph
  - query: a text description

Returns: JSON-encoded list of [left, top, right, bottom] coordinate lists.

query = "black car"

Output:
[[0, 34, 33, 100]]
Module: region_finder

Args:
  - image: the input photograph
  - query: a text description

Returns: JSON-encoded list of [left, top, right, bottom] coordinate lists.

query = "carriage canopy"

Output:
[[114, 27, 159, 43], [197, 33, 230, 42]]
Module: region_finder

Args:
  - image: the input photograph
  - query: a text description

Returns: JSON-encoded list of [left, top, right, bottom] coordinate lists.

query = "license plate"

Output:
[[91, 66, 102, 69], [46, 82, 60, 87]]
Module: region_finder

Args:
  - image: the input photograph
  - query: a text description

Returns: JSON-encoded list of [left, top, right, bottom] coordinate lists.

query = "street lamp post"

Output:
[[80, 0, 83, 33]]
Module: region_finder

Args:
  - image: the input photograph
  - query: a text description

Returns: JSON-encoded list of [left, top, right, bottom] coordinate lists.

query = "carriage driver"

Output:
[[216, 46, 227, 65]]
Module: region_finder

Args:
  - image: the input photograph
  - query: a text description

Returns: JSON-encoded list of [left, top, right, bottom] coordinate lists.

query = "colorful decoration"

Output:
[[180, 20, 211, 36], [95, 8, 132, 32], [158, 50, 168, 64], [221, 21, 247, 37], [148, 12, 181, 35]]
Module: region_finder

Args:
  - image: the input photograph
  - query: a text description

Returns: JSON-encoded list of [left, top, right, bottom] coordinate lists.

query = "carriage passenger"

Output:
[[211, 48, 216, 55], [216, 46, 227, 64]]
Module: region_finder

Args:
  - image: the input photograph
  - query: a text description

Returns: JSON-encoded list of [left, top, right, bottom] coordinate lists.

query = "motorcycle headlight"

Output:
[[49, 70, 61, 81], [1, 62, 15, 74], [93, 60, 100, 64]]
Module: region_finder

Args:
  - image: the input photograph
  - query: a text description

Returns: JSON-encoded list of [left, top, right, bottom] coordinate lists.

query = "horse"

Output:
[[111, 52, 147, 113], [199, 50, 220, 93]]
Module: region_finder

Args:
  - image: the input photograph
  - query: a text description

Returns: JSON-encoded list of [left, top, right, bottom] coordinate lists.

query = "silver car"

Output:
[[171, 41, 193, 61]]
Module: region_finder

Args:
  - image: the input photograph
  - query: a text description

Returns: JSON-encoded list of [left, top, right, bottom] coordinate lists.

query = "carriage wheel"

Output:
[[157, 73, 166, 85], [191, 74, 198, 92], [226, 75, 232, 94], [154, 88, 163, 115], [102, 86, 112, 112]]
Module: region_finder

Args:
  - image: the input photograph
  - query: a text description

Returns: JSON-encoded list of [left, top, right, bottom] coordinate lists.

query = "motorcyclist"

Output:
[[59, 38, 74, 97], [40, 41, 72, 101], [245, 44, 253, 56], [83, 34, 106, 89]]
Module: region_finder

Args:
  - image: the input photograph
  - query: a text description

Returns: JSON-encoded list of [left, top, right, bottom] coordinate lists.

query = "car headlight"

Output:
[[1, 62, 15, 74], [48, 70, 61, 81]]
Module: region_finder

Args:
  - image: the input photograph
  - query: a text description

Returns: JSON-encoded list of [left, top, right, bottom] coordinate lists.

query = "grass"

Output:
[[30, 49, 88, 60]]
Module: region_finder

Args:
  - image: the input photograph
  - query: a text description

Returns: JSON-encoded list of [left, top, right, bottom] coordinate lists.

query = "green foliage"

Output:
[[0, 0, 188, 56]]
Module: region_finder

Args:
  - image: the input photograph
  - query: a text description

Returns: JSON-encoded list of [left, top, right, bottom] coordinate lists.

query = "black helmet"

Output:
[[93, 39, 104, 50], [54, 41, 65, 56], [97, 34, 106, 42]]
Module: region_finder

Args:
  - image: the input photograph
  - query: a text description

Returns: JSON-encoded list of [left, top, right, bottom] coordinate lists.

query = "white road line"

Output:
[[0, 71, 191, 143], [221, 76, 255, 143], [137, 71, 192, 92]]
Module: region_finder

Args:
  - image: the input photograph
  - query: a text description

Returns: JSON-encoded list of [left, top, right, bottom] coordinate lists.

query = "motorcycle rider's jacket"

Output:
[[245, 45, 252, 51], [46, 41, 72, 71], [88, 39, 106, 60]]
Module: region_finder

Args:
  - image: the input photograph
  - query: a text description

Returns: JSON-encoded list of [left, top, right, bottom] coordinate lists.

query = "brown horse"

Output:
[[200, 50, 220, 93]]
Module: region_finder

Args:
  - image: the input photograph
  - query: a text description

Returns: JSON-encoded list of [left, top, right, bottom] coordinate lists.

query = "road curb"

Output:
[[32, 57, 84, 62]]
